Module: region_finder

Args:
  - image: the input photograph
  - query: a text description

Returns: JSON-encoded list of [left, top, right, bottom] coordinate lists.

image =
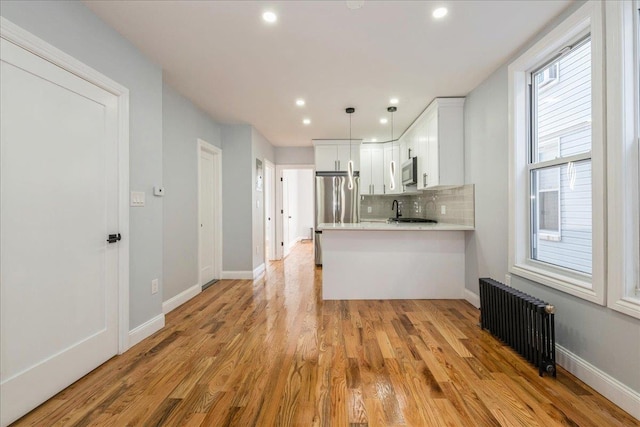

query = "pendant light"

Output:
[[388, 106, 397, 191], [346, 107, 355, 190]]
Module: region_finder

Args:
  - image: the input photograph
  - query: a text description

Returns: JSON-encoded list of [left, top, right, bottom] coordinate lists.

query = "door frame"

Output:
[[275, 164, 315, 259], [197, 139, 222, 288], [264, 159, 276, 261], [0, 17, 131, 354]]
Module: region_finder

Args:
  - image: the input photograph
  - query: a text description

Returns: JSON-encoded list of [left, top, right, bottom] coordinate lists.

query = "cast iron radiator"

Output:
[[479, 278, 556, 377]]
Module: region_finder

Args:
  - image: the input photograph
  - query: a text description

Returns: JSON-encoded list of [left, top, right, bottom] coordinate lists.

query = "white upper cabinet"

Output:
[[360, 144, 384, 195], [383, 142, 401, 194], [404, 98, 465, 189], [313, 140, 361, 172]]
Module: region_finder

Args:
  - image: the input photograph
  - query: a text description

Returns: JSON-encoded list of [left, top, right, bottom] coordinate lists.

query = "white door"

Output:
[[1, 38, 120, 425], [282, 173, 291, 258], [199, 150, 216, 285], [264, 161, 275, 261]]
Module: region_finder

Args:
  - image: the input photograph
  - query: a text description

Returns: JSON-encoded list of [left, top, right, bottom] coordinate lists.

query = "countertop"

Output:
[[318, 221, 474, 231]]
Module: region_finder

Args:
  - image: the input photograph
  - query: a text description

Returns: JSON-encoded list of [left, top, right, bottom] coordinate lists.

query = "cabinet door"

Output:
[[315, 145, 338, 171], [415, 115, 429, 190], [335, 144, 360, 172], [427, 111, 439, 187], [360, 147, 373, 195], [371, 145, 384, 194], [383, 143, 401, 194]]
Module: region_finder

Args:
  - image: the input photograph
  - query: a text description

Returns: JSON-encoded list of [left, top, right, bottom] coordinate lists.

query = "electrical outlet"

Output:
[[367, 206, 372, 213], [151, 279, 159, 294], [441, 205, 446, 215], [505, 274, 512, 286]]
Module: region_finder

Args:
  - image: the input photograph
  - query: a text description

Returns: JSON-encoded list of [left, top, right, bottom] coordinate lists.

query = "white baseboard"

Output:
[[464, 289, 481, 308], [253, 263, 265, 279], [162, 283, 201, 315], [221, 270, 253, 280], [556, 344, 640, 420], [128, 313, 164, 349]]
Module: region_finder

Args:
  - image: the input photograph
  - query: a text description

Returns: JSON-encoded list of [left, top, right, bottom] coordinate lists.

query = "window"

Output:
[[509, 1, 605, 304], [530, 37, 592, 273], [605, 0, 640, 319]]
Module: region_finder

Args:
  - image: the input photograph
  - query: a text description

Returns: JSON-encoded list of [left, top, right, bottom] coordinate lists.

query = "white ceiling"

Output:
[[85, 0, 572, 147]]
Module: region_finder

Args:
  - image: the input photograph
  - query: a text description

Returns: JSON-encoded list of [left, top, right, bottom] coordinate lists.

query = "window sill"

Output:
[[510, 262, 604, 305], [608, 296, 640, 320]]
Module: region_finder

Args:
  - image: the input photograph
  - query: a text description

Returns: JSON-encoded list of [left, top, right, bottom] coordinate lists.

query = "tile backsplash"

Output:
[[360, 184, 475, 227]]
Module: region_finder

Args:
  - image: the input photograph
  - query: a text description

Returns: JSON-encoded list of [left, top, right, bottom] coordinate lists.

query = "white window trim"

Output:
[[508, 1, 606, 304], [605, 0, 640, 319]]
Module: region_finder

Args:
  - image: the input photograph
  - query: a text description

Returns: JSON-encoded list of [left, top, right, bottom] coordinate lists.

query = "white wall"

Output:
[[252, 128, 276, 270], [162, 83, 222, 301], [221, 125, 253, 272], [1, 0, 163, 329], [275, 146, 314, 165], [295, 169, 314, 240], [464, 1, 640, 395]]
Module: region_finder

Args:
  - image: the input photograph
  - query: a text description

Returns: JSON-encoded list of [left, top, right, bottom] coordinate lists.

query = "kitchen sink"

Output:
[[387, 217, 438, 223]]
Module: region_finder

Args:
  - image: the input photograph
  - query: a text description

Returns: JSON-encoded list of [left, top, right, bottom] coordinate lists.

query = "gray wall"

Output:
[[163, 83, 222, 300], [251, 129, 276, 269], [275, 146, 314, 165], [1, 1, 164, 329], [464, 3, 640, 393], [221, 124, 253, 272]]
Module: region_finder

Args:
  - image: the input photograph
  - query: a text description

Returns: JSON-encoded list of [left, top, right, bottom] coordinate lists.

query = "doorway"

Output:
[[197, 139, 222, 289], [264, 159, 276, 261], [275, 165, 315, 260], [0, 21, 129, 426]]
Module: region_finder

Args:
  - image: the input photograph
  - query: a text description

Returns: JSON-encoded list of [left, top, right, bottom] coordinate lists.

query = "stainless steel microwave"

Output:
[[402, 157, 417, 185]]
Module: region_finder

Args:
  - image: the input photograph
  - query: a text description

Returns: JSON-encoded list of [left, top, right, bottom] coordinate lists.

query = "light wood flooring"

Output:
[[13, 242, 639, 426]]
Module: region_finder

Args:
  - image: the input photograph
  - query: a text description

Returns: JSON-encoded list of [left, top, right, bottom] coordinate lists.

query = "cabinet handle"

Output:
[[334, 160, 338, 171], [423, 173, 428, 187], [383, 184, 386, 194]]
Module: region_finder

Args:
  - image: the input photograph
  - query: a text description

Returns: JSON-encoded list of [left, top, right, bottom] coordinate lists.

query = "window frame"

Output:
[[508, 1, 606, 304], [605, 0, 640, 319]]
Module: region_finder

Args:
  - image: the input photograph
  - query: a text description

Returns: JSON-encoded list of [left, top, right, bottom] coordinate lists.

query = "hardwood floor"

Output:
[[13, 242, 638, 426]]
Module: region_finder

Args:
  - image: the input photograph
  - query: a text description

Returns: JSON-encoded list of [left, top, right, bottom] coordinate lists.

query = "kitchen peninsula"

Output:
[[319, 221, 473, 300]]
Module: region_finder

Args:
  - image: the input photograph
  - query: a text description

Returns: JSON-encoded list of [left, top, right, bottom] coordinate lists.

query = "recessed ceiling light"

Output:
[[390, 98, 399, 105], [346, 1, 365, 10], [295, 99, 305, 107], [303, 118, 311, 125], [380, 118, 388, 124], [262, 11, 277, 23], [371, 138, 377, 142], [432, 7, 448, 19]]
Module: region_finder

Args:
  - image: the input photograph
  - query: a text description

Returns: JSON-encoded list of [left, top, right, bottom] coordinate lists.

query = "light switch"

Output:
[[130, 191, 145, 207], [441, 205, 446, 215]]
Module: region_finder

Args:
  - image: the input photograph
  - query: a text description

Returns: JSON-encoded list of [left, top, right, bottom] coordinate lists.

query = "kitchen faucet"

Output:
[[392, 199, 401, 220]]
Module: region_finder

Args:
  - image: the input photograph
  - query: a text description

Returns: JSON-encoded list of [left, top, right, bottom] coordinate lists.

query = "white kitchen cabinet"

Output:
[[383, 142, 401, 194], [409, 98, 465, 189], [313, 140, 361, 172], [360, 144, 384, 195]]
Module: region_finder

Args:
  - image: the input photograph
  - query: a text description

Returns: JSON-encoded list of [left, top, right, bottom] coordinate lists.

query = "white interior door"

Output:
[[264, 161, 275, 261], [199, 150, 216, 285], [282, 173, 291, 258], [1, 38, 120, 425]]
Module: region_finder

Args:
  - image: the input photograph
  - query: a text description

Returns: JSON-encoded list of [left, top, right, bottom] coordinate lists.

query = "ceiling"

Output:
[[85, 0, 572, 147]]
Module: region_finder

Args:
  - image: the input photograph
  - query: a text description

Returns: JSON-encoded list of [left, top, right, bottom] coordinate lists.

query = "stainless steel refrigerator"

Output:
[[314, 171, 360, 265]]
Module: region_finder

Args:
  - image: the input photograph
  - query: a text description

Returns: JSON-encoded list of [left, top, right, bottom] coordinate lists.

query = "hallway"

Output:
[[13, 242, 638, 426]]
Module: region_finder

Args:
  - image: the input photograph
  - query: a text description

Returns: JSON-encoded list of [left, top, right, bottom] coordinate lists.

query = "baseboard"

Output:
[[253, 263, 265, 279], [221, 271, 253, 280], [128, 313, 164, 349], [162, 283, 201, 315], [556, 344, 640, 420], [464, 289, 481, 308]]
